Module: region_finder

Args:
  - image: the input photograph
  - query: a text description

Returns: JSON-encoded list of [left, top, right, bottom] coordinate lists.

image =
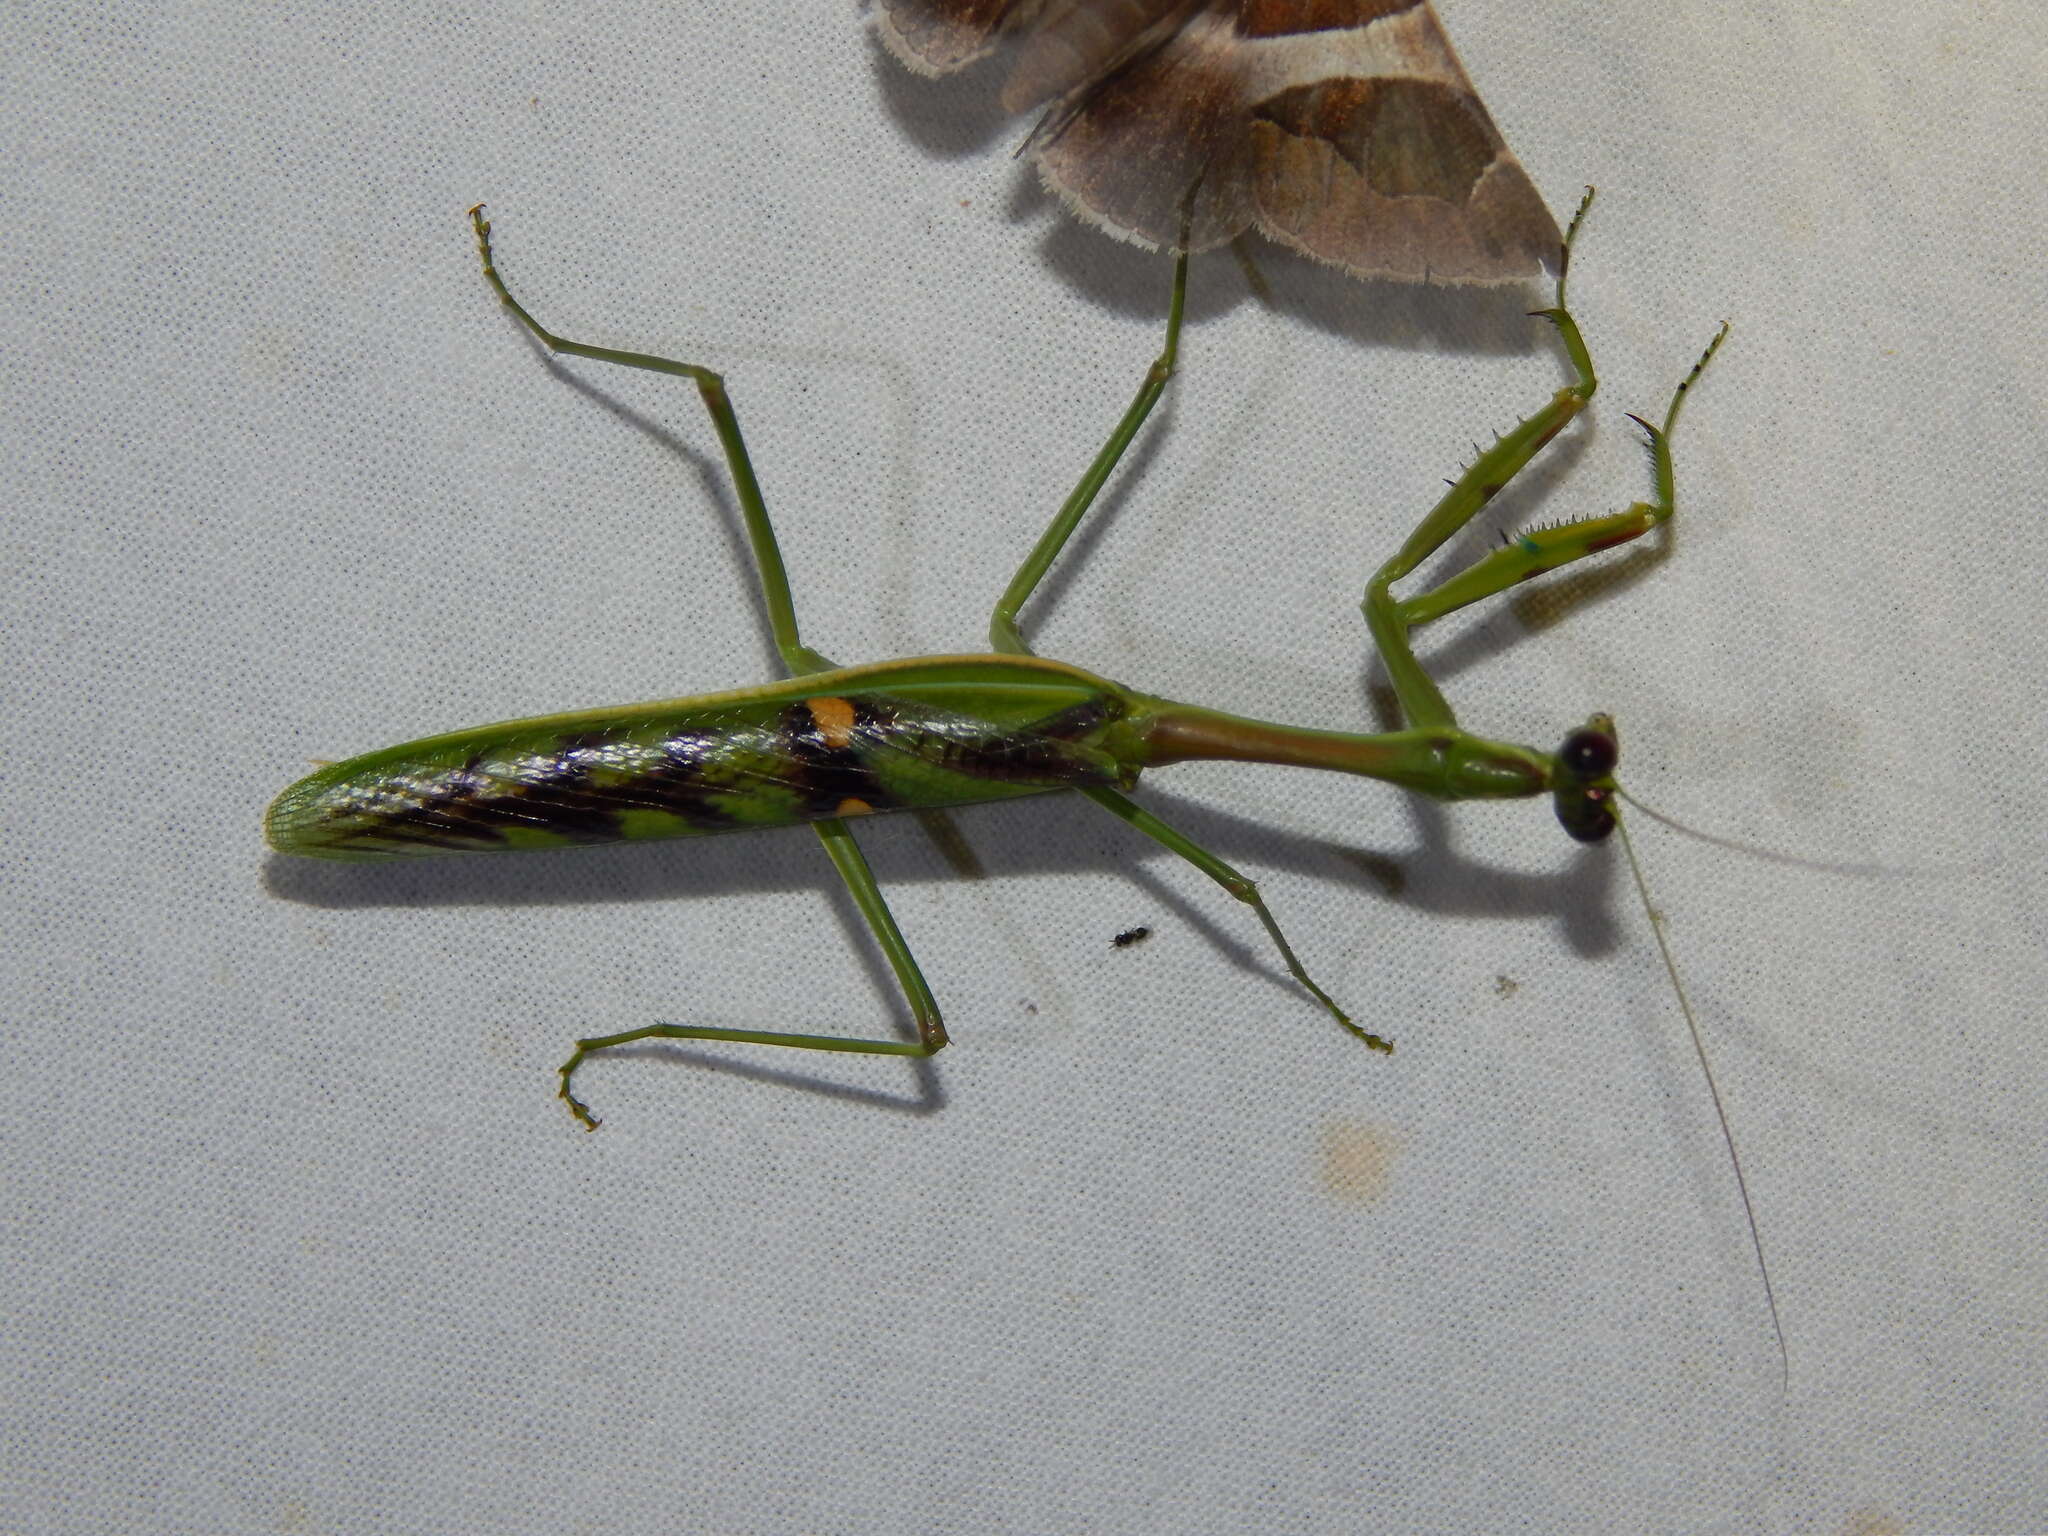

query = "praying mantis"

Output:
[[268, 192, 1727, 1139]]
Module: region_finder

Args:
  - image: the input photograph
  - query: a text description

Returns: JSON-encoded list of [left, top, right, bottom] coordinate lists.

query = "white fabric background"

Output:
[[4, 4, 2043, 1532]]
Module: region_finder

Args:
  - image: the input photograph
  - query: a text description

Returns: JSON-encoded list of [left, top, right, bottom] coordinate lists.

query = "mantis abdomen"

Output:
[[266, 654, 1148, 861]]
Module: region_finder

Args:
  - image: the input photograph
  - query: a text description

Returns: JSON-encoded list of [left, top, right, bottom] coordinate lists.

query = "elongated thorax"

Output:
[[1133, 701, 1554, 803], [266, 655, 1153, 860]]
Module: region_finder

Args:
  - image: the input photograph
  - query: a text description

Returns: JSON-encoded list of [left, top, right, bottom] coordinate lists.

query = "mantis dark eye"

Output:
[[1559, 725, 1618, 780], [1554, 721, 1619, 842], [1558, 794, 1617, 844]]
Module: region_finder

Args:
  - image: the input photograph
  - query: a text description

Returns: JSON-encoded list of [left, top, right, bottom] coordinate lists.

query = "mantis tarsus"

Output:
[[267, 191, 1780, 1374]]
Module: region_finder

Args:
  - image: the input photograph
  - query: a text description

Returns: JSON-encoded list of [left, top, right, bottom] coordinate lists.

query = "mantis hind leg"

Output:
[[989, 248, 1189, 655], [468, 205, 837, 679], [1361, 190, 1727, 732], [556, 816, 948, 1130], [471, 209, 948, 1127], [1077, 786, 1390, 1053]]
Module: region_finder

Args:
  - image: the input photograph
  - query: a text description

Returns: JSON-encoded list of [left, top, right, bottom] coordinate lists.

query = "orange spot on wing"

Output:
[[806, 695, 857, 749], [834, 797, 875, 818]]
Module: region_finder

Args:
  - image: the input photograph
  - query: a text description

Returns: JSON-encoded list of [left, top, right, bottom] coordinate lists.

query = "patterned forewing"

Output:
[[266, 662, 1141, 861]]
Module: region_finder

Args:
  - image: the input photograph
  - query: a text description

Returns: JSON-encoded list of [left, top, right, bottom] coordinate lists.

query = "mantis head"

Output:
[[1552, 713, 1621, 843]]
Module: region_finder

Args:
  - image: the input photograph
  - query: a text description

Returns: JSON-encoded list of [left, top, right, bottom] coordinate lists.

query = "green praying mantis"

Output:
[[269, 191, 1726, 1130], [268, 190, 1782, 1375]]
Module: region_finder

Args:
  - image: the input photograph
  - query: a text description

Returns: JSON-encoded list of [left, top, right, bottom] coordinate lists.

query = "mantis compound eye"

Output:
[[1558, 792, 1617, 844], [1559, 723, 1618, 780], [1553, 717, 1620, 843]]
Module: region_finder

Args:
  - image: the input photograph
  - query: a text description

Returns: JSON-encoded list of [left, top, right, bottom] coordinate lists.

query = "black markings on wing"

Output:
[[905, 692, 1127, 782], [316, 686, 1128, 854], [778, 689, 1129, 816], [779, 697, 903, 820], [326, 723, 771, 853]]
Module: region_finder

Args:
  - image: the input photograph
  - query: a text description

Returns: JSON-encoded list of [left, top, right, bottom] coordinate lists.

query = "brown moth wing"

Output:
[[998, 0, 1203, 111], [1022, 4, 1268, 255], [1241, 2, 1562, 281], [875, 0, 1258, 251], [875, 1, 1195, 98], [875, 0, 1561, 284], [873, 0, 1046, 76]]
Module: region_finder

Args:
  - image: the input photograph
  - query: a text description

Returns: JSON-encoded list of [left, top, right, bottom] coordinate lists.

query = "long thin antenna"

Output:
[[1614, 807, 1788, 1393], [1618, 786, 1898, 879]]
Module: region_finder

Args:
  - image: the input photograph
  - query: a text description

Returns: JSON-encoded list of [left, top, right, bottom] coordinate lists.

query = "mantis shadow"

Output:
[[263, 766, 1619, 1116]]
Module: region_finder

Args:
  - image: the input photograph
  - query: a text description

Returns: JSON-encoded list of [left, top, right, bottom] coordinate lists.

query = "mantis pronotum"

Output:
[[267, 192, 1778, 1371]]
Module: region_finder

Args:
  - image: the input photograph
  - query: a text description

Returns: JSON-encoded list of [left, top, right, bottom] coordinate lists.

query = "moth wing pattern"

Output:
[[871, 0, 1045, 76], [1238, 2, 1562, 282], [874, 0, 1188, 93], [872, 0, 1562, 283]]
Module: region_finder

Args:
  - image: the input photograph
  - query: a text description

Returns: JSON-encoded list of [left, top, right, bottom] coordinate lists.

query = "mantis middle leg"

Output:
[[469, 207, 948, 1126], [982, 245, 1384, 1049]]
